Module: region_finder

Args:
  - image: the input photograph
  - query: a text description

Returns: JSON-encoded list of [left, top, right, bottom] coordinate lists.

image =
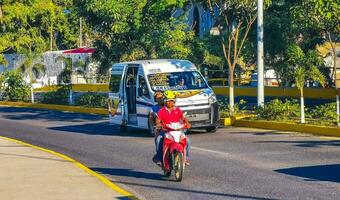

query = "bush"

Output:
[[218, 96, 247, 117], [310, 103, 337, 123], [41, 87, 69, 105], [0, 71, 30, 101], [75, 93, 107, 108], [256, 99, 300, 121]]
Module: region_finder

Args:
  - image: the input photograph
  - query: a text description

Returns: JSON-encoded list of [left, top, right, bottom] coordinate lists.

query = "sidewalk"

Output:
[[0, 137, 136, 200]]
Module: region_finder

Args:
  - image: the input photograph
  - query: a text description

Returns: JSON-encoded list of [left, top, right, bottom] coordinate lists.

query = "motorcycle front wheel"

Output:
[[173, 151, 184, 182], [163, 169, 171, 177]]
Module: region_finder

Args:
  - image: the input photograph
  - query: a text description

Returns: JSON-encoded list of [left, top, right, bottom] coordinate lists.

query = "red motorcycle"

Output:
[[161, 122, 187, 181]]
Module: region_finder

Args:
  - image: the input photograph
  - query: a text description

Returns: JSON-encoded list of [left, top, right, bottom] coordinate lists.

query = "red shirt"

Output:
[[158, 106, 184, 125]]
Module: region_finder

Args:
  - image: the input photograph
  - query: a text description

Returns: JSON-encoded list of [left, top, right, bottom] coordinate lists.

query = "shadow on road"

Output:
[[0, 107, 105, 122], [256, 140, 340, 148], [276, 164, 340, 183], [92, 167, 164, 181], [229, 130, 284, 136], [110, 180, 277, 200], [49, 122, 152, 138]]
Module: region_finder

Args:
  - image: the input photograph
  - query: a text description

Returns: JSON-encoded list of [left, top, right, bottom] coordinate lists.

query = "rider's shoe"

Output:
[[152, 155, 161, 166], [185, 159, 190, 166]]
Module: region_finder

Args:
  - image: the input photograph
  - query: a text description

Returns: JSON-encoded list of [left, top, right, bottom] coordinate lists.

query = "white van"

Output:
[[108, 59, 219, 134]]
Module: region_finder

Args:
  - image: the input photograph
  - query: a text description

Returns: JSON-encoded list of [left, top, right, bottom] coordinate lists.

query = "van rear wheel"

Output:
[[119, 125, 128, 132]]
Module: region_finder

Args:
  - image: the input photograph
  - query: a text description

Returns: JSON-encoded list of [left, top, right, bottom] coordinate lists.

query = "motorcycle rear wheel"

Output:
[[173, 151, 184, 182]]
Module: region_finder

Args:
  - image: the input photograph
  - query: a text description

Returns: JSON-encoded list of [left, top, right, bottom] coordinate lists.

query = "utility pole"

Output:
[[50, 18, 53, 51], [257, 0, 264, 107], [79, 17, 83, 47]]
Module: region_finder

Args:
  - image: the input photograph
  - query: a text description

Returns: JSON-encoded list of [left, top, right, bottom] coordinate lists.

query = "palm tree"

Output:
[[17, 52, 46, 103], [288, 45, 325, 123], [73, 58, 88, 83]]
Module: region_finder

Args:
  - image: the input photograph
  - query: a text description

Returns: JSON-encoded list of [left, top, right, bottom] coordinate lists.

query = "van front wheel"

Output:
[[206, 126, 217, 133]]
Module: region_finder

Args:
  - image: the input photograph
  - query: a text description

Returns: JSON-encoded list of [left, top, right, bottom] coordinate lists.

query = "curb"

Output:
[[0, 135, 139, 200], [0, 101, 108, 115], [220, 115, 255, 126], [232, 120, 340, 137]]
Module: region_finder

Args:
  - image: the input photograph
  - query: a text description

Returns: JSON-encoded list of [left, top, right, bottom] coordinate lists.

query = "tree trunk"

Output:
[[69, 89, 73, 105], [328, 32, 339, 126], [30, 87, 34, 103], [300, 88, 305, 124], [337, 89, 339, 127], [229, 68, 235, 116]]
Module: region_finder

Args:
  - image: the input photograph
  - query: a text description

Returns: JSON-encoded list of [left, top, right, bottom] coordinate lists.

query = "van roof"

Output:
[[112, 59, 197, 74]]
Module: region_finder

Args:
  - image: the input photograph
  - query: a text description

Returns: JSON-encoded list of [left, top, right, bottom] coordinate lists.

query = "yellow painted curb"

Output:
[[0, 136, 139, 200], [212, 86, 338, 100], [0, 101, 108, 115], [233, 120, 340, 137], [221, 115, 255, 126], [34, 84, 109, 93]]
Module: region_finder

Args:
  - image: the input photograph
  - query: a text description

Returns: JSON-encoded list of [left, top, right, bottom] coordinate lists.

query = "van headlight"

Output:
[[208, 95, 217, 104]]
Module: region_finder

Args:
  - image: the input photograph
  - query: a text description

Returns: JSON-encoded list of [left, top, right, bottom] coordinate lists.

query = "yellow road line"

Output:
[[0, 136, 139, 200]]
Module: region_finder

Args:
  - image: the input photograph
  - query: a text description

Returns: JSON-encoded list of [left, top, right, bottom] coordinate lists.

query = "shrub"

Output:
[[256, 99, 300, 121], [310, 103, 337, 123], [41, 87, 69, 105], [75, 93, 107, 108], [0, 71, 30, 101], [218, 96, 247, 117]]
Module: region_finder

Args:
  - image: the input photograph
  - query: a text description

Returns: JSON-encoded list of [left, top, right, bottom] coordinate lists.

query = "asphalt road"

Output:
[[0, 106, 340, 200]]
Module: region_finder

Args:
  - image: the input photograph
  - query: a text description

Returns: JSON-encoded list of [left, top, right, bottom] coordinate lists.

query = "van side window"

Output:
[[109, 74, 121, 93], [138, 75, 150, 99]]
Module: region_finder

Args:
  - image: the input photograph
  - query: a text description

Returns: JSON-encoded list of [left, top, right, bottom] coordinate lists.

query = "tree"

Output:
[[202, 0, 271, 115], [1, 71, 30, 102], [287, 44, 326, 123], [0, 0, 80, 103], [17, 52, 46, 103], [75, 0, 194, 77], [292, 0, 340, 125]]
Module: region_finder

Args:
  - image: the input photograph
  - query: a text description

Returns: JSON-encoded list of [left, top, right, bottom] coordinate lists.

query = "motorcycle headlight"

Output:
[[208, 95, 217, 104]]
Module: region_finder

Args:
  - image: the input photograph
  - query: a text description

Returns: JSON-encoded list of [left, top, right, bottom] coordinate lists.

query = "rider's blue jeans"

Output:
[[155, 132, 190, 162]]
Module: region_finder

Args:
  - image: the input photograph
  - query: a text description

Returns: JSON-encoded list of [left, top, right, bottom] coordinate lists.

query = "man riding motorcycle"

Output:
[[150, 91, 164, 163], [154, 90, 191, 166]]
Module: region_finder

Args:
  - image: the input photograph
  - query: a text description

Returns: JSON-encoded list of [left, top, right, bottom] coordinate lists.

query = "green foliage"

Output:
[[75, 93, 107, 108], [56, 56, 72, 86], [0, 71, 30, 101], [292, 0, 340, 34], [0, 0, 79, 59], [219, 98, 247, 117], [41, 87, 69, 105], [75, 0, 194, 76], [286, 44, 326, 90], [17, 52, 46, 85], [256, 99, 300, 121], [310, 103, 337, 123]]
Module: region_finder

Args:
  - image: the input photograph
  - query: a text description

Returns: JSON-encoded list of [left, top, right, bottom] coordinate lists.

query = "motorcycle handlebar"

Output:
[[160, 123, 188, 131]]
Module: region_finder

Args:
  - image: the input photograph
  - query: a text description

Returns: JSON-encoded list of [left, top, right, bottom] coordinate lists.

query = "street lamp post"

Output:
[[257, 0, 265, 107]]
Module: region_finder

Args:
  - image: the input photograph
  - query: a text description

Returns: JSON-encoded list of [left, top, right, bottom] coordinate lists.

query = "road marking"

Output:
[[0, 135, 139, 200]]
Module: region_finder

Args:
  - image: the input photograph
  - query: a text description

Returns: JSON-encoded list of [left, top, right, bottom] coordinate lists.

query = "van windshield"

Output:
[[148, 71, 208, 91]]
